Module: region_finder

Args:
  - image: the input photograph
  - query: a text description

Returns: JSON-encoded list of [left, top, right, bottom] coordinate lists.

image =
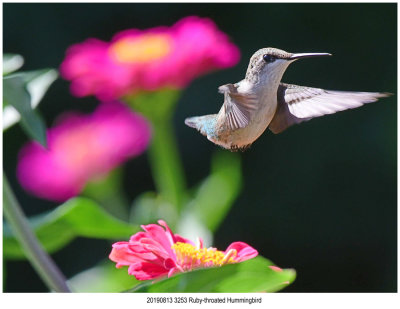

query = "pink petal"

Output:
[[126, 243, 161, 262], [174, 234, 195, 246], [128, 262, 169, 280], [109, 242, 142, 266], [225, 241, 258, 262], [158, 220, 194, 245], [16, 102, 151, 202], [109, 221, 260, 281], [139, 238, 172, 260], [60, 16, 240, 99], [163, 258, 176, 270], [167, 266, 182, 278], [269, 265, 283, 272], [157, 220, 176, 244], [141, 223, 176, 259], [129, 231, 148, 242], [197, 237, 204, 249]]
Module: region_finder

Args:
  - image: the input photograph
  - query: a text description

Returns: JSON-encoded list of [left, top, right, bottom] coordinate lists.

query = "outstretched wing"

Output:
[[269, 83, 391, 134], [218, 83, 258, 131]]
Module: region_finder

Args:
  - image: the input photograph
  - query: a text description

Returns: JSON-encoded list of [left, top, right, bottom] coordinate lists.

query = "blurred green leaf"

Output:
[[3, 74, 47, 146], [4, 197, 139, 260], [68, 259, 140, 292], [186, 150, 242, 232], [3, 68, 57, 134], [83, 168, 130, 220], [130, 192, 179, 228], [132, 256, 295, 293], [23, 69, 58, 107], [3, 54, 24, 75]]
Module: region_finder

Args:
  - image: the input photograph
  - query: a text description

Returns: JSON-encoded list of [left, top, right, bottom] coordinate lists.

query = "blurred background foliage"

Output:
[[3, 3, 396, 292]]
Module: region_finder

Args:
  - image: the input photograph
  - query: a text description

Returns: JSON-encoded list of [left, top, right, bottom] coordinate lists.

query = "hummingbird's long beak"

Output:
[[290, 52, 332, 60]]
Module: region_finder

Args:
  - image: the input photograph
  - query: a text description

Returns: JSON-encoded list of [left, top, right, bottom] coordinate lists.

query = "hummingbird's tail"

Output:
[[184, 114, 218, 138], [184, 117, 199, 129]]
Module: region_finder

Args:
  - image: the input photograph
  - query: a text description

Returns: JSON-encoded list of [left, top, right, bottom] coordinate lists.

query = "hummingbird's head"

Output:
[[245, 47, 331, 84]]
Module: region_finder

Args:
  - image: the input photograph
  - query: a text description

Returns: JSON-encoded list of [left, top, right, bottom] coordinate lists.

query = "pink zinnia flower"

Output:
[[109, 220, 258, 281], [60, 16, 240, 101], [17, 102, 151, 202]]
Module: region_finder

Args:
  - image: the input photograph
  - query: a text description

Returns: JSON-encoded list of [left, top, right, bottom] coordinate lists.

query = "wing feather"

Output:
[[269, 83, 391, 134], [218, 84, 258, 131]]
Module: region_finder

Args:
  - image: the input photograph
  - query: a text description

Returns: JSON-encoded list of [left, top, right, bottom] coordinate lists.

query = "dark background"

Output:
[[3, 3, 396, 292]]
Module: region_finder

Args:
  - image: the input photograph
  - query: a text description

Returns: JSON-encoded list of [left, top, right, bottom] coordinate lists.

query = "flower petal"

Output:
[[109, 221, 259, 281], [225, 241, 258, 262], [109, 242, 142, 266], [128, 262, 169, 280], [17, 102, 151, 202], [163, 258, 176, 270], [60, 16, 240, 99], [158, 219, 194, 246], [141, 223, 176, 259]]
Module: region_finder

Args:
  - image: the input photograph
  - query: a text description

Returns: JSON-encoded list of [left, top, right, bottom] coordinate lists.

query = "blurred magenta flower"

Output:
[[60, 16, 240, 100], [17, 102, 151, 202], [109, 220, 258, 281]]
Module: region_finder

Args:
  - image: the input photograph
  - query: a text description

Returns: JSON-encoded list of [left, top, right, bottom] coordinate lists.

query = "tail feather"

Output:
[[184, 117, 199, 129], [184, 114, 218, 137]]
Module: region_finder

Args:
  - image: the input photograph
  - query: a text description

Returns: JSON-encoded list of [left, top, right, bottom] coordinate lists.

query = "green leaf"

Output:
[[83, 168, 130, 220], [3, 74, 47, 146], [22, 69, 58, 107], [3, 68, 57, 134], [68, 259, 140, 292], [185, 150, 242, 232], [3, 54, 24, 75], [3, 197, 139, 260], [132, 256, 296, 293]]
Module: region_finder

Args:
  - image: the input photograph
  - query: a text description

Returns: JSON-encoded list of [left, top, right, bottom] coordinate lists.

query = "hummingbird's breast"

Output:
[[243, 92, 277, 140], [218, 90, 278, 149]]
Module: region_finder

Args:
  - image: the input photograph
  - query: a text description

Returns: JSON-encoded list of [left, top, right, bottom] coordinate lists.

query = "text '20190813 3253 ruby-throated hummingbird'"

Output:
[[184, 47, 391, 151]]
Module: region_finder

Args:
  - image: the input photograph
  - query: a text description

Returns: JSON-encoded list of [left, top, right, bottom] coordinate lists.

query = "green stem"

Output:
[[148, 115, 186, 212], [125, 89, 187, 215], [3, 173, 71, 292], [83, 168, 129, 221]]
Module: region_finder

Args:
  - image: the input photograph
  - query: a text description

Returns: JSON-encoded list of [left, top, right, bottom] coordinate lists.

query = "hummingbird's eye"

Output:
[[263, 54, 276, 63]]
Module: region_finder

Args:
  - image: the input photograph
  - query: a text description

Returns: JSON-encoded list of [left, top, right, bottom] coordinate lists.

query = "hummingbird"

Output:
[[185, 47, 391, 151]]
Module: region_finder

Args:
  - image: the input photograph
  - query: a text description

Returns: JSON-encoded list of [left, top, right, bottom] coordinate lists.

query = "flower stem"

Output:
[[3, 173, 71, 292], [125, 89, 187, 215], [148, 115, 186, 212], [83, 168, 129, 221]]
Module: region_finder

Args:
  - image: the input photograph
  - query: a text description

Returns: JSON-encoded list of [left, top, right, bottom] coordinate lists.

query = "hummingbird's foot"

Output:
[[230, 144, 252, 152]]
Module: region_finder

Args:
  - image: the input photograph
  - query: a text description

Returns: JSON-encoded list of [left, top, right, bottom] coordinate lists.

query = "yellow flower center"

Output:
[[172, 242, 237, 270], [110, 34, 172, 63]]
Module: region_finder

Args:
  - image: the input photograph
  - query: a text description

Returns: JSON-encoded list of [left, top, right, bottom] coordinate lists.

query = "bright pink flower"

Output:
[[17, 102, 151, 201], [109, 220, 258, 281], [60, 16, 240, 101]]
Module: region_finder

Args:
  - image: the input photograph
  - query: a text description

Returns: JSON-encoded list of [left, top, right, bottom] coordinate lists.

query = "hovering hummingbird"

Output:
[[185, 47, 391, 151]]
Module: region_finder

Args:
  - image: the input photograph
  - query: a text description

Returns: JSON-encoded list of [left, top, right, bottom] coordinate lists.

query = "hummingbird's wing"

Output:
[[218, 83, 258, 130], [269, 83, 391, 134]]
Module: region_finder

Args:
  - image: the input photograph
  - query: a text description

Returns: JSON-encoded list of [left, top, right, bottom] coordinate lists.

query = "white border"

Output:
[[1, 1, 399, 308]]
